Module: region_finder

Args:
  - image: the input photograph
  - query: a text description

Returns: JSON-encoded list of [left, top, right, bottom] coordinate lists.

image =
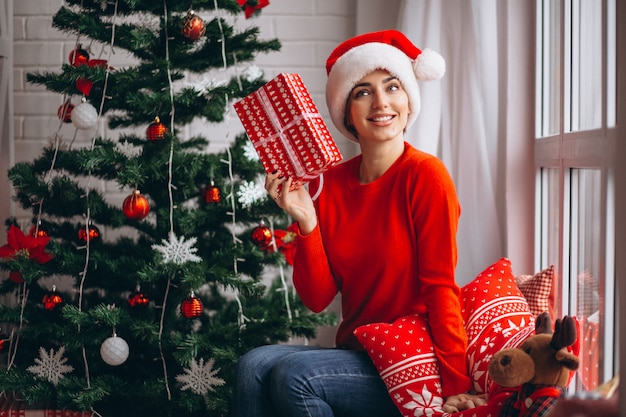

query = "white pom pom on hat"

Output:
[[325, 30, 445, 142]]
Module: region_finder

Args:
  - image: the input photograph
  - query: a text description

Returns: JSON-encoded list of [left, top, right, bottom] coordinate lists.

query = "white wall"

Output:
[[0, 0, 13, 238]]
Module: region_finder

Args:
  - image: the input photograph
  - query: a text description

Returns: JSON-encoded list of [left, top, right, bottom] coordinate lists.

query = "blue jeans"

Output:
[[230, 344, 401, 417]]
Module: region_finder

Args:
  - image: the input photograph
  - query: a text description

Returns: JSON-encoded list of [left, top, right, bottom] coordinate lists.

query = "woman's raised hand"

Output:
[[265, 172, 317, 235]]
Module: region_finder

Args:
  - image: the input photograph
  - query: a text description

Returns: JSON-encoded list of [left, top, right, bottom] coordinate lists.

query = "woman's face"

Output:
[[345, 69, 410, 144]]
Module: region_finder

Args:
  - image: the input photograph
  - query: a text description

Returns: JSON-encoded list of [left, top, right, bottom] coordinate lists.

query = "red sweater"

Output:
[[292, 142, 472, 397]]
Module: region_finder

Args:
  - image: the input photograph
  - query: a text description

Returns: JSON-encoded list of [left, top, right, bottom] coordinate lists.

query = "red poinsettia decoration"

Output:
[[237, 0, 269, 19], [271, 222, 298, 265], [0, 225, 54, 283]]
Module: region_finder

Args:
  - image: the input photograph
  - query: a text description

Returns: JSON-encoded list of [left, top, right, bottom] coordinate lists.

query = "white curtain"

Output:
[[398, 0, 505, 283]]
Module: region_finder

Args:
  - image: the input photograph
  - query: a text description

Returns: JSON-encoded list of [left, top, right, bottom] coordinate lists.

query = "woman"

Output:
[[231, 30, 484, 417]]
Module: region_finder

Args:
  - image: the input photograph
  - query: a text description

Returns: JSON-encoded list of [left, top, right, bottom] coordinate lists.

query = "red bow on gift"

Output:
[[0, 225, 54, 283], [237, 0, 269, 19]]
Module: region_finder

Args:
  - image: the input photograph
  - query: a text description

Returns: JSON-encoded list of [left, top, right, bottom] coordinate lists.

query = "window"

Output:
[[535, 0, 616, 392]]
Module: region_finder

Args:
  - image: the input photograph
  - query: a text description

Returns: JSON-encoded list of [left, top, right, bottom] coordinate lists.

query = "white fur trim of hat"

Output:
[[325, 30, 445, 142]]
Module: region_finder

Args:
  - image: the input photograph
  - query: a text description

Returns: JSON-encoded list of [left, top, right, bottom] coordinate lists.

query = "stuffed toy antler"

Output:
[[550, 315, 578, 351]]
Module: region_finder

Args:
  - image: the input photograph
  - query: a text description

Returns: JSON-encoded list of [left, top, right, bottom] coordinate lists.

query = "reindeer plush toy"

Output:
[[487, 313, 580, 417]]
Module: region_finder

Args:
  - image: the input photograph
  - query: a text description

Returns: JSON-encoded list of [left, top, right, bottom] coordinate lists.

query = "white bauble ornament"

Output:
[[71, 101, 98, 129], [100, 334, 129, 366]]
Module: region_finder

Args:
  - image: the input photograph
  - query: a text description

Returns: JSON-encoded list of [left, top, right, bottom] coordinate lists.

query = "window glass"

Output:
[[569, 0, 603, 132], [539, 168, 561, 266], [607, 0, 616, 127], [538, 168, 563, 310], [569, 169, 604, 391], [536, 0, 561, 138]]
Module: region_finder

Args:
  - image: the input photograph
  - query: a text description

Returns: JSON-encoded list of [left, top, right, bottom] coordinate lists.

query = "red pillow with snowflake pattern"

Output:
[[461, 257, 536, 394], [354, 314, 448, 417]]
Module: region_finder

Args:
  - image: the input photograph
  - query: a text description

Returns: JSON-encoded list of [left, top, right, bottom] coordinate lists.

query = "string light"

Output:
[[213, 0, 228, 69], [159, 0, 176, 400], [76, 0, 120, 392], [267, 217, 293, 322]]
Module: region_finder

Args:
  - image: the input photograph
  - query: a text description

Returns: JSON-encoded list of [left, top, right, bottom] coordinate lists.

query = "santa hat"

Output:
[[325, 30, 445, 142]]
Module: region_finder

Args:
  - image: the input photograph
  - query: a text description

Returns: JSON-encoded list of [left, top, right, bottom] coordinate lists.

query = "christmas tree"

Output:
[[0, 1, 333, 416]]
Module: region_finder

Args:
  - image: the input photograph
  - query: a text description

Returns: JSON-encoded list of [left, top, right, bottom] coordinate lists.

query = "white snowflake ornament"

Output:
[[242, 140, 260, 161], [184, 77, 227, 94], [243, 65, 263, 82], [237, 178, 267, 208], [176, 358, 225, 396], [27, 346, 74, 385], [152, 232, 202, 265], [115, 140, 142, 158]]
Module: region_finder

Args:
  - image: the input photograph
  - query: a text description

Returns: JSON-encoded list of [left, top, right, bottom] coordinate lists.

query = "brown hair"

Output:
[[343, 94, 359, 140]]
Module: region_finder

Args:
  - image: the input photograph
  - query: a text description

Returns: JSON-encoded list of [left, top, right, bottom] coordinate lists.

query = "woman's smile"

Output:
[[368, 114, 396, 123]]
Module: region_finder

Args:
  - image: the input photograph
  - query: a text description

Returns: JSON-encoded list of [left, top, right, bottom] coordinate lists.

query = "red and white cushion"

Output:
[[461, 257, 536, 394], [515, 265, 555, 319], [354, 314, 447, 417]]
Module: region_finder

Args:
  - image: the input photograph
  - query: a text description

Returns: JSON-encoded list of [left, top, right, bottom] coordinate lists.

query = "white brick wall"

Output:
[[12, 0, 359, 165]]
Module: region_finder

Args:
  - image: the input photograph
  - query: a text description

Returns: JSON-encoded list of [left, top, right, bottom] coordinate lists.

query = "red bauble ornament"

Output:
[[180, 293, 203, 319], [42, 285, 64, 311], [204, 181, 222, 203], [0, 332, 8, 352], [146, 116, 168, 141], [78, 224, 101, 242], [122, 190, 150, 220], [181, 10, 206, 41], [57, 101, 74, 123], [128, 287, 150, 308], [251, 222, 273, 248], [69, 45, 89, 66], [29, 223, 49, 238]]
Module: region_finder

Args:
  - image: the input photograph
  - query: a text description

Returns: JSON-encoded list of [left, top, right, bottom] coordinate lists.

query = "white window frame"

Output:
[[534, 0, 617, 390]]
